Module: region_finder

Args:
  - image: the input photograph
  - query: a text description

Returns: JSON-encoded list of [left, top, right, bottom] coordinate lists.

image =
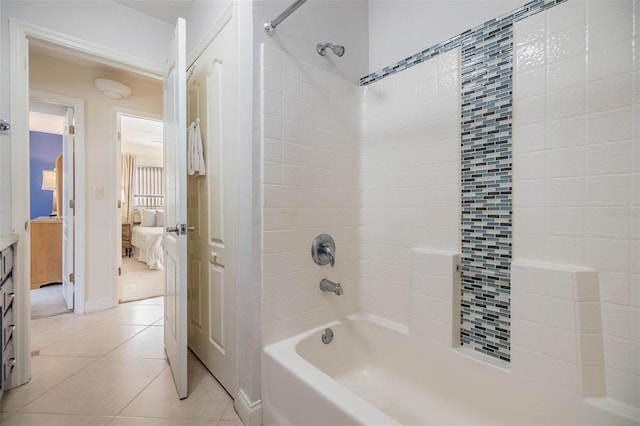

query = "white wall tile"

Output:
[[544, 177, 585, 206], [514, 94, 546, 126], [539, 267, 574, 299], [545, 116, 586, 149], [546, 54, 585, 92], [516, 152, 546, 180], [546, 85, 586, 119], [543, 326, 578, 362], [587, 39, 633, 81], [516, 39, 546, 72], [586, 107, 633, 145], [577, 302, 603, 333], [514, 3, 637, 406], [511, 319, 542, 351], [547, 0, 586, 35], [587, 73, 633, 113], [587, 4, 633, 50], [547, 25, 586, 63], [516, 11, 546, 46], [513, 123, 545, 154], [542, 296, 576, 330]]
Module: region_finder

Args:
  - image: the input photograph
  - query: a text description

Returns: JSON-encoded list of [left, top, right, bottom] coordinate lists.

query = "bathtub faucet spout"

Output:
[[320, 279, 343, 295]]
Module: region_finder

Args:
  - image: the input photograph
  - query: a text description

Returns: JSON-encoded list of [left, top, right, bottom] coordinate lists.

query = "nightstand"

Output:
[[30, 217, 62, 289], [122, 223, 132, 257]]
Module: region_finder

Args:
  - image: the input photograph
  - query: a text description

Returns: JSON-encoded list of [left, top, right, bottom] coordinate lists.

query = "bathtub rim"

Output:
[[263, 314, 400, 425]]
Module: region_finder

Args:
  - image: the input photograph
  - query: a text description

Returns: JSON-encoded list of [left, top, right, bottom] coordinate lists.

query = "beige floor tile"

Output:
[[221, 403, 241, 422], [97, 305, 163, 326], [1, 356, 97, 412], [218, 420, 244, 426], [106, 326, 166, 359], [39, 325, 146, 357], [119, 363, 231, 420], [108, 416, 215, 425], [131, 296, 164, 305], [0, 413, 113, 426], [19, 358, 167, 416], [30, 321, 89, 353]]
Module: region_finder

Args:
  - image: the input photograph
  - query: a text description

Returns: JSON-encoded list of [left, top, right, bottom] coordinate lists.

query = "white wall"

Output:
[[0, 0, 172, 236], [512, 0, 639, 409], [185, 0, 233, 62], [254, 0, 369, 84], [368, 0, 523, 72], [29, 52, 163, 309], [121, 143, 163, 167]]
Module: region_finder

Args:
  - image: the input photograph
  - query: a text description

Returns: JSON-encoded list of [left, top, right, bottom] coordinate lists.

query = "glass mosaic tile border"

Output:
[[360, 0, 566, 87], [359, 0, 567, 362]]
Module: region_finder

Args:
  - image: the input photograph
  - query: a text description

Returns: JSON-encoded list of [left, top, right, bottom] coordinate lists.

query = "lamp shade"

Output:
[[41, 170, 56, 191], [94, 78, 132, 99]]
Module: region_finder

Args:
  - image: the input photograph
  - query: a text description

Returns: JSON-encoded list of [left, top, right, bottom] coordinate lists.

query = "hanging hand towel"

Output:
[[187, 120, 206, 176]]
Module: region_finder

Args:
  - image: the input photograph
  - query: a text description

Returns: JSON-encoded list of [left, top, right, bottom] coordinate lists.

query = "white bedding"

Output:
[[131, 226, 164, 270]]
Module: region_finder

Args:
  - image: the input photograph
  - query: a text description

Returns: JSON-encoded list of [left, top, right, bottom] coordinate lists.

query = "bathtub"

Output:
[[262, 313, 635, 425]]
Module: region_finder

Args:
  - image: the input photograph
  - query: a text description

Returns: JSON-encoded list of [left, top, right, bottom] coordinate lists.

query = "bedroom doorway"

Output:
[[27, 94, 81, 319], [116, 113, 165, 304]]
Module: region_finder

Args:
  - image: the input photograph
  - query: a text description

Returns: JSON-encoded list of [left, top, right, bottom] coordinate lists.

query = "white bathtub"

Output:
[[263, 313, 635, 425]]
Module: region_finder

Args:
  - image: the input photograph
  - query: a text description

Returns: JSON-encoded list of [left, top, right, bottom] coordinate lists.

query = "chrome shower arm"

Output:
[[264, 0, 308, 36]]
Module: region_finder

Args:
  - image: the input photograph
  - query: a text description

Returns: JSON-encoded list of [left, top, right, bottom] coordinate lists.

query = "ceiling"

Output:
[[28, 0, 190, 144], [121, 115, 163, 146], [113, 0, 194, 24]]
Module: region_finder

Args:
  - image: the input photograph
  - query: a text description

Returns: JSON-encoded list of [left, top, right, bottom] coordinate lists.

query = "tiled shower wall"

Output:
[[512, 0, 639, 408], [359, 49, 461, 333], [260, 45, 360, 345]]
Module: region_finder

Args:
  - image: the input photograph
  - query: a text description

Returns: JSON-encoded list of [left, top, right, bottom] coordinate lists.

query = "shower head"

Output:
[[316, 42, 345, 57]]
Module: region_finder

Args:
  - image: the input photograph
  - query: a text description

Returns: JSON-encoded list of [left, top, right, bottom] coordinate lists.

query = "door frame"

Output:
[[29, 89, 85, 313], [109, 106, 163, 306], [9, 18, 162, 389]]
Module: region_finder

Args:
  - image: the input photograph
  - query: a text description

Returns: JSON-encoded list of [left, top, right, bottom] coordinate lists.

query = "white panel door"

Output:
[[186, 15, 238, 395], [61, 107, 75, 310], [163, 17, 188, 399]]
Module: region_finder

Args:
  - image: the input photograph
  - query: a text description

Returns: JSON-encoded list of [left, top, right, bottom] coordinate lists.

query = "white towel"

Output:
[[187, 120, 206, 176]]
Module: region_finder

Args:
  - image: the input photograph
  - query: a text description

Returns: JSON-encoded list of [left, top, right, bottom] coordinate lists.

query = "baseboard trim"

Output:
[[235, 388, 263, 426], [83, 297, 114, 313]]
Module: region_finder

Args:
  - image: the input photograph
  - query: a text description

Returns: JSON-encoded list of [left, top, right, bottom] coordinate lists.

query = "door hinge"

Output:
[[69, 125, 75, 135], [117, 200, 122, 208], [118, 267, 122, 276], [117, 132, 121, 141], [69, 273, 75, 283], [69, 199, 75, 210]]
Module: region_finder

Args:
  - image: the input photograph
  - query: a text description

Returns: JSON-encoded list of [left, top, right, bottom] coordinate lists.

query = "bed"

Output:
[[130, 208, 164, 270]]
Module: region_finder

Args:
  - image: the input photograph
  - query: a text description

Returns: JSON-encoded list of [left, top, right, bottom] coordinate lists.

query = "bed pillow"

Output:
[[155, 210, 164, 227], [140, 208, 156, 227], [132, 209, 141, 224]]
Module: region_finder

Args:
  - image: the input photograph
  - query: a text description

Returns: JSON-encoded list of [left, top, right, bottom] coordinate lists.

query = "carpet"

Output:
[[119, 257, 164, 303], [31, 284, 73, 319]]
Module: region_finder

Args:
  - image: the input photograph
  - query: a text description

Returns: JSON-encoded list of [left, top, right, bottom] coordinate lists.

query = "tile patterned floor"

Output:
[[0, 297, 243, 426]]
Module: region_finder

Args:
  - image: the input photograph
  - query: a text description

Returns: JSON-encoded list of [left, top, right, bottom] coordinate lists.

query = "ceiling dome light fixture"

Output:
[[94, 78, 132, 99]]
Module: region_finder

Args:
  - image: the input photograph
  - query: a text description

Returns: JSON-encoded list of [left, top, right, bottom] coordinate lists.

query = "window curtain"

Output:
[[121, 154, 136, 224], [135, 166, 164, 208]]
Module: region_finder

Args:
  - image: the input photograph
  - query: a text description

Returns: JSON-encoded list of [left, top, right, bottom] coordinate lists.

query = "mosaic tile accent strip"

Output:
[[360, 0, 566, 87], [459, 15, 514, 362], [360, 0, 567, 362]]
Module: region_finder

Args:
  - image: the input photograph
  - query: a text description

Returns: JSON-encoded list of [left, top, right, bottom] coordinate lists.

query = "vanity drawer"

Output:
[[2, 342, 15, 386], [0, 246, 12, 284], [2, 277, 13, 315], [3, 305, 14, 349]]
